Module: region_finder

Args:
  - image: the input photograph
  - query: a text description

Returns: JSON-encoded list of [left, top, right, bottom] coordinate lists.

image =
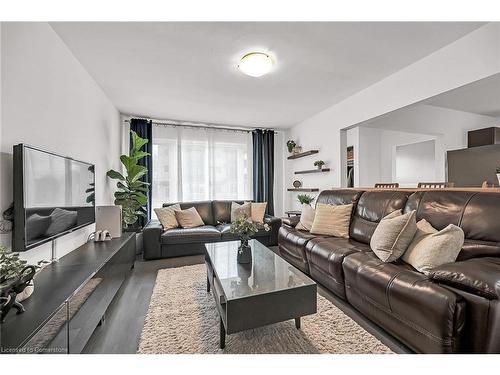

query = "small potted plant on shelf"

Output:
[[229, 216, 269, 264], [297, 194, 315, 206], [314, 160, 325, 170], [286, 140, 296, 154]]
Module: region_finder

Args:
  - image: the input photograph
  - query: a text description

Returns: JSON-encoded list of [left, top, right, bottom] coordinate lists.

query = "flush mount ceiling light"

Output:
[[237, 52, 275, 77]]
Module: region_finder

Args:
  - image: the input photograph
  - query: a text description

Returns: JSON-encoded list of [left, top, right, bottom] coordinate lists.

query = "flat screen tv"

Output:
[[13, 144, 96, 252]]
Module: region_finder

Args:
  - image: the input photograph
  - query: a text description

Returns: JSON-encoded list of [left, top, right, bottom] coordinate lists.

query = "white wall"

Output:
[[284, 23, 500, 210], [0, 23, 121, 264]]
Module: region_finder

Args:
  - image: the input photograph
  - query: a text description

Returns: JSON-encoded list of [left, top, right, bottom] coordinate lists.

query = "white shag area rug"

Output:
[[137, 264, 392, 354]]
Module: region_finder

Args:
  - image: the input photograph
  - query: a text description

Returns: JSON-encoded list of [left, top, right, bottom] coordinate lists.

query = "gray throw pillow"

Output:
[[45, 208, 78, 237], [370, 210, 417, 262]]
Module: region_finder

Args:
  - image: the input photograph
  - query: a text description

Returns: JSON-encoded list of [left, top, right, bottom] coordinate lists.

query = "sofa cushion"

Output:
[[160, 225, 221, 244], [305, 237, 370, 299], [231, 201, 251, 222], [278, 225, 324, 273], [295, 204, 315, 231], [251, 202, 267, 223], [154, 203, 180, 230], [350, 191, 411, 244], [343, 252, 465, 353], [175, 207, 205, 228], [429, 257, 500, 300], [213, 200, 245, 224]]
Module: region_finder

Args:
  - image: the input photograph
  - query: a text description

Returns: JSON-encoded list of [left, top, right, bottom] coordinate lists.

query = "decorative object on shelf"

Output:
[[292, 180, 302, 188], [107, 130, 150, 229], [229, 216, 269, 264], [313, 160, 325, 169], [497, 166, 500, 185], [292, 145, 303, 155], [0, 246, 45, 323], [286, 140, 296, 154], [297, 194, 315, 205]]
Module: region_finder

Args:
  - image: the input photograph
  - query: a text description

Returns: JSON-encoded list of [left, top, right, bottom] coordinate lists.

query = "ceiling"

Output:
[[51, 22, 485, 128], [424, 73, 500, 117]]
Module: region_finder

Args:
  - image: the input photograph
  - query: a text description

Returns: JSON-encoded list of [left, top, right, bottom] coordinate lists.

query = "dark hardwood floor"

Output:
[[83, 248, 411, 354]]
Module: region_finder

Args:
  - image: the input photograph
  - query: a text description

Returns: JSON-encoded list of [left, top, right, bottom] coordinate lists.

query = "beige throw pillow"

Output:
[[174, 207, 205, 228], [402, 219, 464, 274], [154, 204, 181, 230], [310, 203, 353, 238], [231, 202, 251, 222], [370, 210, 417, 263], [296, 204, 315, 231], [251, 202, 267, 223]]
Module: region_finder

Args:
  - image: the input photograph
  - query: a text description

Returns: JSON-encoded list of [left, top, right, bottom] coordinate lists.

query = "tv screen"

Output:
[[13, 144, 96, 251]]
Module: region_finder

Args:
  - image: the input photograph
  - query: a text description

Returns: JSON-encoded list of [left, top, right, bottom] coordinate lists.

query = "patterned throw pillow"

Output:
[[231, 202, 251, 222], [370, 210, 417, 263], [154, 204, 181, 230], [310, 203, 353, 238]]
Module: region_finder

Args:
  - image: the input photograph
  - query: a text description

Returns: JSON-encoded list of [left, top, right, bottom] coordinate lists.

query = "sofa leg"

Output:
[[295, 317, 301, 329]]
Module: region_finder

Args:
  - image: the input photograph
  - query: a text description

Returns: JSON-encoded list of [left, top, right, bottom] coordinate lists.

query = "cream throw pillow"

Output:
[[251, 202, 267, 223], [402, 219, 464, 274], [154, 204, 181, 230], [296, 204, 315, 231], [174, 207, 205, 228], [231, 201, 251, 222], [310, 203, 353, 238], [370, 210, 417, 263]]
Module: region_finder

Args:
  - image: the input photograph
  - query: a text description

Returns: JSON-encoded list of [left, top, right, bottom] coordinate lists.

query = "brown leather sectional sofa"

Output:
[[278, 189, 500, 353]]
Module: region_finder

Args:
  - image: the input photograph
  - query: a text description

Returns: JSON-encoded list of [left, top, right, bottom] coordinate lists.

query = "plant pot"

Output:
[[292, 146, 302, 155], [237, 240, 252, 264], [16, 281, 34, 302], [497, 173, 500, 185]]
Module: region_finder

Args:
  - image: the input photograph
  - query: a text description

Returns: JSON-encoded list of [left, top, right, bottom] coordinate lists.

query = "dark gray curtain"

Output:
[[252, 129, 274, 215], [129, 118, 153, 227]]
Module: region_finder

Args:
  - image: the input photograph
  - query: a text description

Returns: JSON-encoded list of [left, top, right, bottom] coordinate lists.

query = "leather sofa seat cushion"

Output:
[[278, 225, 324, 273], [305, 237, 370, 299], [429, 257, 500, 300], [217, 224, 268, 240], [161, 225, 221, 244], [350, 191, 411, 244], [343, 252, 465, 353]]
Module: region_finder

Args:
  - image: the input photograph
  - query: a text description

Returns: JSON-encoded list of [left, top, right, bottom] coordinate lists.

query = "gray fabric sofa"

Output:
[[143, 200, 282, 260]]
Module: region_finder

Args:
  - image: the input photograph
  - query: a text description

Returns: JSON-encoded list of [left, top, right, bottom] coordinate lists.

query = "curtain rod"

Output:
[[123, 118, 277, 134]]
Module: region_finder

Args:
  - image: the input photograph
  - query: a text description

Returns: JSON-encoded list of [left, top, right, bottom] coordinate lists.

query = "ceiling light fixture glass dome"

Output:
[[237, 52, 275, 77]]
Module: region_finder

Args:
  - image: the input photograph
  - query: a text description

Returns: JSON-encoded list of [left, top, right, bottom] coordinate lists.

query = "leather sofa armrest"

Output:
[[282, 216, 300, 228], [429, 257, 500, 300], [264, 215, 282, 246], [143, 219, 164, 260]]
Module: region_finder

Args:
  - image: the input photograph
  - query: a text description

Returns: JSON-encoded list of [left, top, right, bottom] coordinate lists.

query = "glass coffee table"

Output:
[[205, 239, 317, 349]]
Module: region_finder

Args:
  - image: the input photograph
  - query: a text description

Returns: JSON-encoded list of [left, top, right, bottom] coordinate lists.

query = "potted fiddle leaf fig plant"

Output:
[[107, 131, 150, 230]]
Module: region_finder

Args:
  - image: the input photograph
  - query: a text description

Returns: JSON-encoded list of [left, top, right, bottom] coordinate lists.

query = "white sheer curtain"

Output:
[[152, 125, 253, 209]]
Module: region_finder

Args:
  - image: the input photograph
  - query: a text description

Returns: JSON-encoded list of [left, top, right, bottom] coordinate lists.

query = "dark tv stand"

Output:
[[0, 233, 136, 354]]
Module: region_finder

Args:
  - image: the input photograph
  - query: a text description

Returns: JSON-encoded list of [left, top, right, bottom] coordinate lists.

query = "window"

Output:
[[152, 125, 252, 208]]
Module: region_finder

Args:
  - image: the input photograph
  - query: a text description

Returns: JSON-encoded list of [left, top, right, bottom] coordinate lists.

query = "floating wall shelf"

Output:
[[295, 168, 330, 175], [287, 188, 319, 192], [287, 150, 319, 160]]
